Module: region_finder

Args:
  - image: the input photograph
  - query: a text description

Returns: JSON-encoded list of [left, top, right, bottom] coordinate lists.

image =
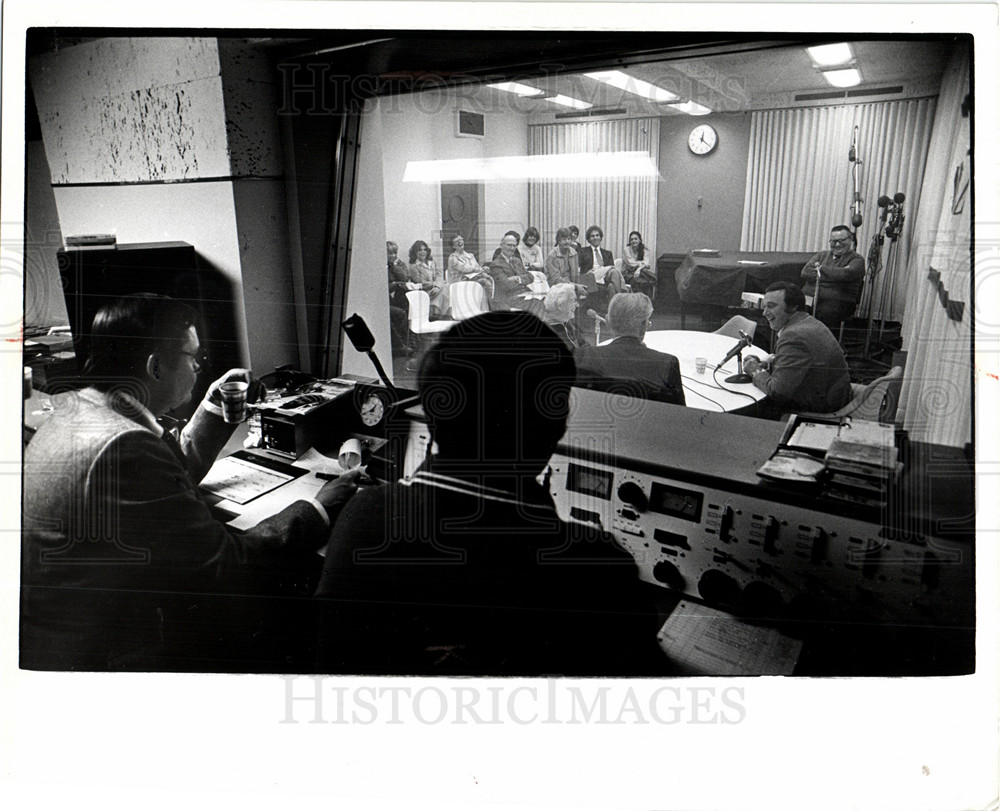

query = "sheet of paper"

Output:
[[787, 421, 842, 452], [657, 600, 803, 675], [200, 455, 298, 504]]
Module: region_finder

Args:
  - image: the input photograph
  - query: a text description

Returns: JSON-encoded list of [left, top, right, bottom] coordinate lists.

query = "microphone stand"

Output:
[[724, 348, 753, 384]]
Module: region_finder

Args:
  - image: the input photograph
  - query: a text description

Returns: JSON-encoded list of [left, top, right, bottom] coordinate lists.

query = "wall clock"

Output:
[[688, 124, 718, 155]]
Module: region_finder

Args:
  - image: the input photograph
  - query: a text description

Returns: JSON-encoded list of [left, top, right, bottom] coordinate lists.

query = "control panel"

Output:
[[548, 453, 971, 626]]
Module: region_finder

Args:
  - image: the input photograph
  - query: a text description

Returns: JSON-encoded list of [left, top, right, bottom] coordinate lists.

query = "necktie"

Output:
[[594, 247, 601, 266]]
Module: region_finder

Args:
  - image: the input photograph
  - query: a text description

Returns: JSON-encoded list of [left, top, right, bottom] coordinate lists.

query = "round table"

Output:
[[635, 330, 766, 413]]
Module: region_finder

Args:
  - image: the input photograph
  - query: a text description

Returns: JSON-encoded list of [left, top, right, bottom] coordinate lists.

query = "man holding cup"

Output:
[[21, 293, 362, 672]]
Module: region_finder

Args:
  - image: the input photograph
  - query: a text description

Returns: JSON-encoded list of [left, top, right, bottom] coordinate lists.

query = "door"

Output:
[[440, 183, 483, 262]]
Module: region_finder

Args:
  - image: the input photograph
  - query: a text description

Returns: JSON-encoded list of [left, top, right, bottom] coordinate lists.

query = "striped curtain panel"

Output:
[[528, 118, 659, 258], [741, 98, 937, 322], [896, 49, 972, 447]]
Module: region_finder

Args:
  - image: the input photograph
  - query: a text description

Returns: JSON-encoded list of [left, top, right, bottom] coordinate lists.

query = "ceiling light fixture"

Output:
[[545, 94, 593, 110], [584, 69, 680, 103], [487, 81, 544, 97], [806, 43, 854, 67], [667, 100, 713, 116], [822, 68, 862, 88]]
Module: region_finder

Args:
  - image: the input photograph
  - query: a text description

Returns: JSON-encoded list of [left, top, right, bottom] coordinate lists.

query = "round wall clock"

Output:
[[688, 124, 718, 155]]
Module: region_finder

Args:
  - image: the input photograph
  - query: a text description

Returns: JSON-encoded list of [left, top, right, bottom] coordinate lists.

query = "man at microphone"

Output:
[[799, 224, 866, 331], [742, 282, 852, 416], [575, 293, 685, 405]]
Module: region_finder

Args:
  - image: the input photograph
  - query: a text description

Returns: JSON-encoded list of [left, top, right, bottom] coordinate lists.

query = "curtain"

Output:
[[741, 98, 937, 322], [896, 48, 972, 447], [528, 118, 659, 259]]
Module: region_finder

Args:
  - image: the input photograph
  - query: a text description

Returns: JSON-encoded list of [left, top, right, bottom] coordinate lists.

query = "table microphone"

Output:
[[586, 309, 607, 324], [718, 330, 753, 367]]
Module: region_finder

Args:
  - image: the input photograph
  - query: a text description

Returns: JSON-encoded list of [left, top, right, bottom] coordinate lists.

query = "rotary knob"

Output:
[[697, 569, 741, 606], [617, 481, 648, 512], [652, 560, 685, 590]]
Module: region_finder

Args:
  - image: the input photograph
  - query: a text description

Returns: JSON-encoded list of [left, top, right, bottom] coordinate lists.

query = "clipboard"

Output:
[[200, 450, 310, 504]]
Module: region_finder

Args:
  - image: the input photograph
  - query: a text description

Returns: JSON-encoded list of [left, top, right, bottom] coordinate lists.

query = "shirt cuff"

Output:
[[200, 398, 224, 417], [306, 497, 331, 527]]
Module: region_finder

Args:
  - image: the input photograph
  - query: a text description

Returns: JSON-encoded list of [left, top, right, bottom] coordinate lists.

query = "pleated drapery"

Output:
[[528, 118, 659, 257], [741, 98, 937, 323]]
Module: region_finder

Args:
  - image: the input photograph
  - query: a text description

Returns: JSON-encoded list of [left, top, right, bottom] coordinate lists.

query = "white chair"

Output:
[[405, 290, 455, 371], [449, 281, 489, 321], [714, 314, 757, 341]]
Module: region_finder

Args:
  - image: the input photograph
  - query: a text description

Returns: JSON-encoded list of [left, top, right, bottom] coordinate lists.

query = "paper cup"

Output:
[[338, 437, 363, 470], [219, 380, 249, 424], [695, 357, 707, 374]]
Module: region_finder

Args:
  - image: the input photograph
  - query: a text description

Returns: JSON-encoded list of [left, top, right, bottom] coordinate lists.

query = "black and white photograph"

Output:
[[2, 1, 997, 809]]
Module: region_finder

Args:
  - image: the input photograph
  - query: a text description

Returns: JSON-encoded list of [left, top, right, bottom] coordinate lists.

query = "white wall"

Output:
[[379, 89, 530, 263]]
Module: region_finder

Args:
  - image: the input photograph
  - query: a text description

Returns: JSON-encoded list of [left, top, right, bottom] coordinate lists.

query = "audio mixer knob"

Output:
[[697, 569, 741, 606], [652, 560, 685, 590], [617, 481, 648, 512]]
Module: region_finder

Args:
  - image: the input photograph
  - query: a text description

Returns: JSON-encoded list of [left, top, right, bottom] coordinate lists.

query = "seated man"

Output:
[[575, 293, 685, 405], [484, 232, 543, 318], [743, 281, 853, 414], [313, 311, 663, 676], [387, 240, 411, 355], [800, 224, 866, 330], [21, 293, 361, 672]]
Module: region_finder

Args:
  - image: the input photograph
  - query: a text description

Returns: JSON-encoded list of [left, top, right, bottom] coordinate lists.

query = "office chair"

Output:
[[795, 365, 903, 424], [714, 315, 757, 341], [404, 290, 456, 371], [449, 281, 489, 320]]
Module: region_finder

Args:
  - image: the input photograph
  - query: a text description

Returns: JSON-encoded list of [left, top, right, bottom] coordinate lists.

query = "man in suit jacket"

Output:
[[743, 281, 853, 413], [578, 224, 615, 274], [799, 224, 866, 330], [484, 233, 543, 318], [575, 292, 686, 406], [21, 293, 361, 671]]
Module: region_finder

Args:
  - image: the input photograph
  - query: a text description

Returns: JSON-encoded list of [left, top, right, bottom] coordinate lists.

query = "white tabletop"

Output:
[[633, 330, 766, 413]]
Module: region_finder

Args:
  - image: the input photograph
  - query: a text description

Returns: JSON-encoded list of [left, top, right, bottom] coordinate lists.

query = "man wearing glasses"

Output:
[[21, 293, 361, 672], [800, 224, 866, 331]]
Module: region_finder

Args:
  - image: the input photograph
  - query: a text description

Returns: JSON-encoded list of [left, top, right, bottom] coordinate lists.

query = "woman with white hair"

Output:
[[543, 282, 580, 351]]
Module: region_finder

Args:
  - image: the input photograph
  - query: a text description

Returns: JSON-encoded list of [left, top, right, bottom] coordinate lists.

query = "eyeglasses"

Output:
[[829, 238, 851, 246]]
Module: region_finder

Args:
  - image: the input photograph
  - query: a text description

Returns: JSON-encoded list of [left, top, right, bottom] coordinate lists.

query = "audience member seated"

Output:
[[518, 226, 545, 272], [543, 283, 581, 351], [575, 292, 686, 405], [313, 311, 664, 676], [484, 233, 544, 318], [743, 281, 853, 415], [620, 230, 657, 301], [20, 293, 362, 672], [800, 224, 866, 331], [387, 240, 411, 355], [545, 227, 584, 290], [408, 239, 447, 318], [492, 229, 521, 260], [578, 224, 629, 315], [446, 234, 493, 299], [567, 225, 583, 253]]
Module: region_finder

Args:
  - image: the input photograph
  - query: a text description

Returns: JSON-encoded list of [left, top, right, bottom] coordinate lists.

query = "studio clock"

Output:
[[688, 124, 718, 155]]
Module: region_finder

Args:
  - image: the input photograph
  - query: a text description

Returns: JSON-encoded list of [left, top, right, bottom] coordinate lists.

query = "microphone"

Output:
[[586, 309, 607, 324], [877, 195, 892, 208], [718, 330, 753, 367], [851, 211, 863, 228], [893, 192, 906, 204]]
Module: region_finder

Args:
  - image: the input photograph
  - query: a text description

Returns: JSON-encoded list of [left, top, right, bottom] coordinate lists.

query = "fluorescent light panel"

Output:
[[668, 100, 713, 116], [807, 43, 854, 67], [488, 81, 543, 97], [822, 68, 862, 88], [545, 94, 593, 110], [585, 69, 680, 103], [402, 151, 660, 183]]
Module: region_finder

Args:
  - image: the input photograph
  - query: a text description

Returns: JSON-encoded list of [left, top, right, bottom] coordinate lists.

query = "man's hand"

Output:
[[742, 355, 763, 375], [205, 368, 266, 407], [315, 468, 370, 514]]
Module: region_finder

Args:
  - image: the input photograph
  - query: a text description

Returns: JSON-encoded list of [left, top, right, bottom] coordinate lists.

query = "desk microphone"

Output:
[[718, 330, 753, 367], [586, 309, 607, 324]]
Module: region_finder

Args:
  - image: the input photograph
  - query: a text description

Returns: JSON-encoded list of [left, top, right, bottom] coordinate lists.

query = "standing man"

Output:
[[21, 293, 362, 671], [743, 282, 853, 415], [800, 224, 866, 331]]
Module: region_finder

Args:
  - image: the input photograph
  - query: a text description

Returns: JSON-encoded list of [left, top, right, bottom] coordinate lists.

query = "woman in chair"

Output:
[[543, 283, 581, 352], [621, 230, 657, 301], [446, 234, 493, 301], [409, 240, 447, 318], [518, 227, 545, 273]]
